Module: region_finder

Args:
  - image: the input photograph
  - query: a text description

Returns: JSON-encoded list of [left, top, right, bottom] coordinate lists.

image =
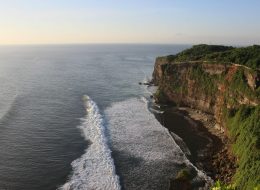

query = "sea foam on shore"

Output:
[[105, 97, 211, 190]]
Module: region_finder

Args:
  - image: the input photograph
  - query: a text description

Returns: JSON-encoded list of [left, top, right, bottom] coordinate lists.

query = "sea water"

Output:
[[0, 44, 204, 190]]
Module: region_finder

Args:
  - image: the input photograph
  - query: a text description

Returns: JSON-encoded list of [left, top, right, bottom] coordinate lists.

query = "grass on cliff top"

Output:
[[224, 105, 260, 189], [166, 44, 260, 69]]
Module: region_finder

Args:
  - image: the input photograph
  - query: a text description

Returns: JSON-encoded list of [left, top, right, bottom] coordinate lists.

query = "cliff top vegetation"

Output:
[[165, 44, 260, 70]]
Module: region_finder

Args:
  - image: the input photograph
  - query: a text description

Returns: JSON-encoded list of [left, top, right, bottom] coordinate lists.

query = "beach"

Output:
[[153, 105, 236, 186]]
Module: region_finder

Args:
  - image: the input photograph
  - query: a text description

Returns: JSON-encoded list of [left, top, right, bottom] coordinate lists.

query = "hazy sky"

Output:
[[0, 0, 259, 45]]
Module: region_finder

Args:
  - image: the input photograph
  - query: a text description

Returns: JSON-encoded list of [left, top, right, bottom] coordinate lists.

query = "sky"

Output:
[[0, 0, 259, 45]]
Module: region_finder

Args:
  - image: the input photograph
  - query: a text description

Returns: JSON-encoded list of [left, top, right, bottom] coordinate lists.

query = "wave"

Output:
[[0, 80, 18, 122], [0, 94, 18, 123], [59, 95, 121, 190], [140, 75, 158, 98], [105, 98, 186, 189], [105, 98, 212, 190], [169, 132, 191, 157]]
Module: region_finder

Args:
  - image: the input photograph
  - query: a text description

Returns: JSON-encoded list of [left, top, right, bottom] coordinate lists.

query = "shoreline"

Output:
[[176, 107, 236, 183], [153, 105, 236, 187]]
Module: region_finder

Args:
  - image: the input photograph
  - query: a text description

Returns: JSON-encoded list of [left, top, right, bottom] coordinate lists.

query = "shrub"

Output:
[[169, 44, 260, 69], [224, 105, 260, 189], [211, 180, 236, 190]]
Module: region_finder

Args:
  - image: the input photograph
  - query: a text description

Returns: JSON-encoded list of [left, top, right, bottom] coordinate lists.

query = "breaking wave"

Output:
[[59, 95, 121, 190], [105, 98, 212, 190], [105, 98, 184, 189], [0, 79, 18, 122], [0, 95, 17, 123]]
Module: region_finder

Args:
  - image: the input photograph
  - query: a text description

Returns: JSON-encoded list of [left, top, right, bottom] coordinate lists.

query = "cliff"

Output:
[[152, 45, 260, 189]]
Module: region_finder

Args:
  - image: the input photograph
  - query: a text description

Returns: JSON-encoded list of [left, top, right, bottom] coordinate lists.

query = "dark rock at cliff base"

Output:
[[169, 167, 201, 190], [138, 82, 152, 86], [170, 178, 191, 190]]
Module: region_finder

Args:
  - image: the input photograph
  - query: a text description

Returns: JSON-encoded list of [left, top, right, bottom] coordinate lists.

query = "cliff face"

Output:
[[152, 45, 260, 189], [152, 46, 260, 189], [152, 57, 259, 128]]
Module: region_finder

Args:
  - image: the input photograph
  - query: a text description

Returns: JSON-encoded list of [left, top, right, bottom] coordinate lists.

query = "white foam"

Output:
[[170, 132, 191, 157], [141, 75, 151, 84], [105, 98, 184, 189], [59, 95, 121, 190], [140, 75, 157, 97], [105, 98, 212, 189], [149, 107, 164, 114]]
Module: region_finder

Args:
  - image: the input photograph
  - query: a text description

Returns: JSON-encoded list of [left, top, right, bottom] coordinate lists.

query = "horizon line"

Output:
[[0, 42, 257, 47]]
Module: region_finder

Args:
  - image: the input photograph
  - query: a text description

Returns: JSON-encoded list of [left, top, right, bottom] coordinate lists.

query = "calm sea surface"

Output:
[[0, 44, 192, 190]]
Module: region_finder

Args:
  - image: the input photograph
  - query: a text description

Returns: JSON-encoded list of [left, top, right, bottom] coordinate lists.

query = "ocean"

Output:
[[0, 44, 205, 190]]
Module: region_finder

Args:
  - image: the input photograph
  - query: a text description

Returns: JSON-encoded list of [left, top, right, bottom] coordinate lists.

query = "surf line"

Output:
[[60, 95, 121, 190]]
